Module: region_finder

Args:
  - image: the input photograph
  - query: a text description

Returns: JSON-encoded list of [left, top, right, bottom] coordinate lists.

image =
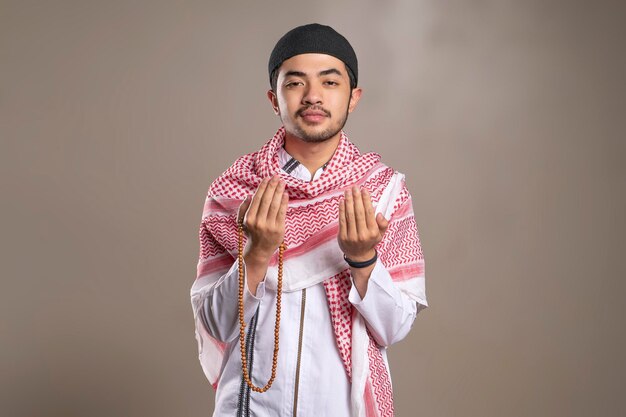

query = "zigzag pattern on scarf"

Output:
[[199, 220, 237, 259], [199, 223, 227, 259], [377, 213, 424, 270]]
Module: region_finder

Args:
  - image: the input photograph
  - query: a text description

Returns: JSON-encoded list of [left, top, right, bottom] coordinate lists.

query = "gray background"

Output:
[[1, 0, 624, 416]]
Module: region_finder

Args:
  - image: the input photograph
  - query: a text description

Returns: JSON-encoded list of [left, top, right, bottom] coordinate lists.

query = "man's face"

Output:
[[267, 53, 362, 143]]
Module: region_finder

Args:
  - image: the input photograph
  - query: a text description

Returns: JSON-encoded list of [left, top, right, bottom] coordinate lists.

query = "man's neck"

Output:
[[283, 132, 341, 177]]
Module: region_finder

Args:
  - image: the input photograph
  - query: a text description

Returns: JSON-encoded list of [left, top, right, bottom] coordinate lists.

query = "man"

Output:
[[191, 23, 427, 417]]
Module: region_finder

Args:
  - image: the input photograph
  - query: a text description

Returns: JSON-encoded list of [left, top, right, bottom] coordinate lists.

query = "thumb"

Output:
[[238, 195, 252, 223], [376, 213, 389, 235]]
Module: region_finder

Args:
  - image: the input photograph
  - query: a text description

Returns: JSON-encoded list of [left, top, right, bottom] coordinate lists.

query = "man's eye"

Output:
[[325, 81, 339, 86], [286, 81, 303, 87]]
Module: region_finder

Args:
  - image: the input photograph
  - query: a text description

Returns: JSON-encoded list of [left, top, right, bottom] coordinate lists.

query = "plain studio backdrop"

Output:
[[1, 1, 624, 416]]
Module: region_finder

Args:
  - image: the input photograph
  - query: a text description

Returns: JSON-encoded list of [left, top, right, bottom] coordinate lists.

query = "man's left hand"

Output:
[[338, 186, 389, 262]]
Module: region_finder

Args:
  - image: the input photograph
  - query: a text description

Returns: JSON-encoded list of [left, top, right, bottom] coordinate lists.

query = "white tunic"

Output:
[[198, 147, 428, 416]]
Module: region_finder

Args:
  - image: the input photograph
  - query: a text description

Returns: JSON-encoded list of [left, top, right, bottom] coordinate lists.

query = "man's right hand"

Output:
[[237, 175, 289, 294]]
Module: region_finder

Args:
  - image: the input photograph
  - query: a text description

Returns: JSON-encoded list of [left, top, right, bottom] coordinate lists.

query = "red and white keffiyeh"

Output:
[[191, 127, 425, 417]]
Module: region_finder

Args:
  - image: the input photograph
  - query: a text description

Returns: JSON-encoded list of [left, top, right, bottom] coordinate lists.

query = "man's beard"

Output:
[[283, 104, 350, 143]]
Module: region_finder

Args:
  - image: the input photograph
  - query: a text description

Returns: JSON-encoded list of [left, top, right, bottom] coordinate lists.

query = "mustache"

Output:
[[296, 106, 331, 117]]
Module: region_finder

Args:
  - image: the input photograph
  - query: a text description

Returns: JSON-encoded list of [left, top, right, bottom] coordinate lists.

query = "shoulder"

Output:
[[363, 160, 407, 191], [207, 151, 259, 199], [366, 164, 411, 217]]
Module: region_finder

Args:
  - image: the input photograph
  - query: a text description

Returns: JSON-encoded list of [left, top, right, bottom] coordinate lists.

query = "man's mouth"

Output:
[[298, 108, 329, 123]]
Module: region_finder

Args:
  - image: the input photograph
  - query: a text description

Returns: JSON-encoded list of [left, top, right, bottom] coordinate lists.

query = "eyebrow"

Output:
[[319, 68, 343, 77], [284, 68, 344, 78]]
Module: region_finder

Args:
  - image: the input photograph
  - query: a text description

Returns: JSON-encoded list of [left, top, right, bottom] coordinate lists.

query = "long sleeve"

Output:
[[196, 258, 266, 343], [347, 170, 427, 347], [348, 259, 427, 347]]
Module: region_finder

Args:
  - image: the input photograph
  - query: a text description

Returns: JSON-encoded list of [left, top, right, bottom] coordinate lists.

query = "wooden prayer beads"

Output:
[[237, 220, 285, 393]]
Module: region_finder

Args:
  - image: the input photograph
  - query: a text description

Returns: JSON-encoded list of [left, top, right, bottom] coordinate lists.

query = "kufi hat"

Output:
[[268, 23, 358, 87]]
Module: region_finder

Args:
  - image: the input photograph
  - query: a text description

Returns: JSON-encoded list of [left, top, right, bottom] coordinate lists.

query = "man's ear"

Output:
[[267, 89, 280, 115], [348, 87, 363, 113]]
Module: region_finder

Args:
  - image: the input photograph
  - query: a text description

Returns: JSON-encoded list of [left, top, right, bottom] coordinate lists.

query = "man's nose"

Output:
[[302, 82, 323, 105]]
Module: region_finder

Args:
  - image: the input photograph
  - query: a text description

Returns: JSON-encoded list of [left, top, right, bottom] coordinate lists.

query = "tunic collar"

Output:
[[277, 145, 330, 182]]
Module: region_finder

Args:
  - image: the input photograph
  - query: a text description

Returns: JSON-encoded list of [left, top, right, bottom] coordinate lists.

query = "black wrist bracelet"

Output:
[[343, 250, 378, 268]]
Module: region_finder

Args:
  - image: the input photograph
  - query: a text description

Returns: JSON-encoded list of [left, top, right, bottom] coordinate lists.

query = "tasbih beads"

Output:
[[237, 220, 285, 393]]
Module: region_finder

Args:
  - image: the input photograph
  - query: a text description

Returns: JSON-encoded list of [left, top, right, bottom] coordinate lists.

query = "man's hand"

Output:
[[338, 186, 389, 260], [237, 175, 288, 295], [338, 186, 389, 298]]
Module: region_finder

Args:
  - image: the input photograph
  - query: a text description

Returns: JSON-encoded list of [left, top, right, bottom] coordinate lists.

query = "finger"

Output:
[[237, 195, 252, 224], [376, 213, 390, 235], [352, 186, 367, 234], [344, 189, 357, 239], [338, 198, 347, 241], [267, 180, 286, 222], [247, 177, 271, 221], [256, 175, 280, 220], [361, 188, 377, 230], [276, 191, 289, 230]]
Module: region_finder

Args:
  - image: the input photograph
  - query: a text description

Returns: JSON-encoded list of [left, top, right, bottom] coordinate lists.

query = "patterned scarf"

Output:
[[191, 127, 425, 417]]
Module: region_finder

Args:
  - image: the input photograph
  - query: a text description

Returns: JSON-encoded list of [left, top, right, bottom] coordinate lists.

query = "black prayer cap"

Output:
[[268, 23, 358, 87]]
